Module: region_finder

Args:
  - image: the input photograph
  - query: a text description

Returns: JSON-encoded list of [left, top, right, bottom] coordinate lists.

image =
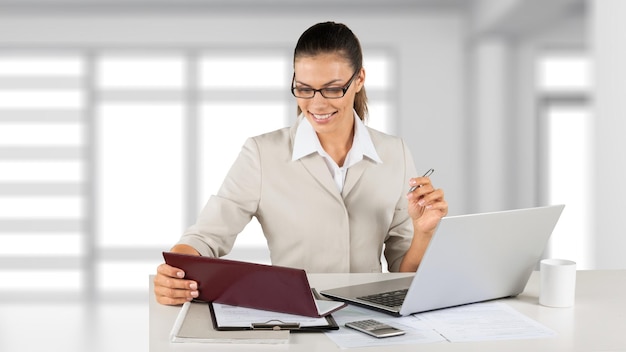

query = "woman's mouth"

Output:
[[310, 111, 336, 122]]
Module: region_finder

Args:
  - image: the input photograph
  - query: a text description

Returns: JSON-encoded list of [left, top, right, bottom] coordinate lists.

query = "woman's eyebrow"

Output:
[[294, 78, 343, 87]]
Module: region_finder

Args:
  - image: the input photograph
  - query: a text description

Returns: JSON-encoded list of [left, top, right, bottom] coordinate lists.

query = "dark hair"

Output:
[[293, 21, 368, 121]]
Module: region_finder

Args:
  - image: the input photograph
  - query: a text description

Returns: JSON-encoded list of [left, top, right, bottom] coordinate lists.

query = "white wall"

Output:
[[469, 39, 518, 214], [592, 0, 626, 269]]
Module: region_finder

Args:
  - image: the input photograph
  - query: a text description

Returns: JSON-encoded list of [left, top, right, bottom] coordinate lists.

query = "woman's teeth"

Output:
[[313, 112, 333, 120]]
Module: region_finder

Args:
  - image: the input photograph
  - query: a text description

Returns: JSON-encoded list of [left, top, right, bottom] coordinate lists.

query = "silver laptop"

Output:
[[321, 204, 565, 316]]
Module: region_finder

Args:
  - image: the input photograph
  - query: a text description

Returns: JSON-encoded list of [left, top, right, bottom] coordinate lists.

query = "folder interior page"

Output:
[[315, 299, 347, 316]]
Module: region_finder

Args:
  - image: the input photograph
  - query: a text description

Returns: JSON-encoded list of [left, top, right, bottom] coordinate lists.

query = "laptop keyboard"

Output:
[[357, 289, 408, 308]]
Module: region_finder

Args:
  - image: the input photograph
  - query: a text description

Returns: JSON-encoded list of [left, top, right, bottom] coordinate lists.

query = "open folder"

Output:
[[163, 252, 346, 317]]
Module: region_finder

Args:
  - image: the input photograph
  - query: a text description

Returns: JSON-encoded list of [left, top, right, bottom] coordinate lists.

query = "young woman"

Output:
[[154, 21, 447, 305]]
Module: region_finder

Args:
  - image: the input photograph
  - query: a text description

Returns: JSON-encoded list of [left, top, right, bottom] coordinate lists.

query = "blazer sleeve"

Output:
[[383, 139, 418, 272], [176, 137, 261, 257]]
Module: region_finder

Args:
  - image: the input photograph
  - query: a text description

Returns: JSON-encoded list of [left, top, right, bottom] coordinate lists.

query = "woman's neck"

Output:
[[318, 122, 355, 167]]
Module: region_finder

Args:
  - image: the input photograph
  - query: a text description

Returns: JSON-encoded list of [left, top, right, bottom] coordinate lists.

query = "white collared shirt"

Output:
[[292, 112, 382, 192]]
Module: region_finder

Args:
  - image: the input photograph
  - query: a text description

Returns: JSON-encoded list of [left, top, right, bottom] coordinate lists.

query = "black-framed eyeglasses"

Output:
[[291, 68, 360, 99]]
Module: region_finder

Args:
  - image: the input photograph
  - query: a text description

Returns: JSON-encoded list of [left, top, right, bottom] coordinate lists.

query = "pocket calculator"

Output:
[[344, 319, 405, 338]]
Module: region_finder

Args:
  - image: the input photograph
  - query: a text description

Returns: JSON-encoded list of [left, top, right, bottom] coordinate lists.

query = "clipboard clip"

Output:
[[251, 319, 301, 330]]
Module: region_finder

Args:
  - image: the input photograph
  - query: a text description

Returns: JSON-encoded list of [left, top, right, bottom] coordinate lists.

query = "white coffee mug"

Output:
[[539, 258, 576, 307]]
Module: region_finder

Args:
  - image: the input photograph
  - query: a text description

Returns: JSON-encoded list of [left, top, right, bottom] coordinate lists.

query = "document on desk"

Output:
[[324, 302, 556, 348], [324, 304, 447, 348], [211, 302, 337, 331], [413, 302, 556, 342]]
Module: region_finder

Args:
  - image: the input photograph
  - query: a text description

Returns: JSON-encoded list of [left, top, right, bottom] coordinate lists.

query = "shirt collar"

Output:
[[353, 112, 383, 164], [291, 111, 382, 164]]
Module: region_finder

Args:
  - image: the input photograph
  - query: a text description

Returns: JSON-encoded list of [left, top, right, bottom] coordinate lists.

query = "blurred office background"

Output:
[[0, 1, 624, 349], [0, 0, 617, 299]]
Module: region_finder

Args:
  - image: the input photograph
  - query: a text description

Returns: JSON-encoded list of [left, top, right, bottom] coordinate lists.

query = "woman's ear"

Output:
[[355, 67, 366, 93]]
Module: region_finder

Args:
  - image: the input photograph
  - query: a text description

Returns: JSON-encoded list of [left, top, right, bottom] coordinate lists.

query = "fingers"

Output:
[[407, 175, 432, 195], [418, 188, 446, 209], [406, 177, 448, 215], [406, 176, 436, 202], [154, 263, 199, 305], [157, 262, 185, 279]]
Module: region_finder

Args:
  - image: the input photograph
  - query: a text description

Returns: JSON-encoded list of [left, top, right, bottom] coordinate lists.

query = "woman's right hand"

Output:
[[153, 244, 200, 305]]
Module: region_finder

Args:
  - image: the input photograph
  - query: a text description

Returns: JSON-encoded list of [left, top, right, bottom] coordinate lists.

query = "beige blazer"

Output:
[[178, 118, 418, 273]]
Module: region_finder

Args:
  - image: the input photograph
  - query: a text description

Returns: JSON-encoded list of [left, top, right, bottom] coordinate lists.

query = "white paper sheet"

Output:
[[212, 302, 330, 328], [414, 301, 556, 342], [323, 304, 447, 348], [324, 301, 556, 348]]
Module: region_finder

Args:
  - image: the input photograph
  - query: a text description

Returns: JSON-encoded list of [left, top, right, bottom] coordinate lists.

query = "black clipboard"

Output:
[[208, 302, 340, 332]]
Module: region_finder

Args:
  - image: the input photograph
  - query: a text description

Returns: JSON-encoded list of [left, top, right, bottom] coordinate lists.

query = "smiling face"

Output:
[[293, 53, 364, 142]]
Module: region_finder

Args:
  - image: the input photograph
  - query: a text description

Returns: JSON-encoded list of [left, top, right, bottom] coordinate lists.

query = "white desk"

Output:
[[149, 270, 626, 351]]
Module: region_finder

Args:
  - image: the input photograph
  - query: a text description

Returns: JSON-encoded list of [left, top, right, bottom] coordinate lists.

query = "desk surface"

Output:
[[149, 270, 626, 351]]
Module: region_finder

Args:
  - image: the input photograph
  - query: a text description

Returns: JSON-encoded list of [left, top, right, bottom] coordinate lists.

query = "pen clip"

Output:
[[251, 319, 300, 330]]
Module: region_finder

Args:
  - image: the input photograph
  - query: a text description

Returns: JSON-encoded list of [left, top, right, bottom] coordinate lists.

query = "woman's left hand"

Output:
[[406, 175, 448, 233]]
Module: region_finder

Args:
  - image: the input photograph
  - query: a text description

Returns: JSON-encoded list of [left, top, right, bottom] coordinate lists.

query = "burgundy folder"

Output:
[[162, 252, 345, 317]]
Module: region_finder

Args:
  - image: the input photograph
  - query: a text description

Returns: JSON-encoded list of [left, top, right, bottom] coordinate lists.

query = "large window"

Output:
[[536, 50, 592, 269], [0, 48, 395, 300], [0, 53, 85, 299]]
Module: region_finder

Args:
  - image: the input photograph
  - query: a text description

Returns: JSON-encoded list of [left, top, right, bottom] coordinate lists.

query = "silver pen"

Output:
[[407, 168, 434, 194]]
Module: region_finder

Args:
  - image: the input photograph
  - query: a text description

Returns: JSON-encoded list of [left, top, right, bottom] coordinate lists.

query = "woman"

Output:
[[154, 21, 448, 305]]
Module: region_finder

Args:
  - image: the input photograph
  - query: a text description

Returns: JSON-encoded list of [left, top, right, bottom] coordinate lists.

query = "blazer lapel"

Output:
[[289, 118, 343, 202], [298, 154, 343, 202], [342, 159, 370, 198]]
